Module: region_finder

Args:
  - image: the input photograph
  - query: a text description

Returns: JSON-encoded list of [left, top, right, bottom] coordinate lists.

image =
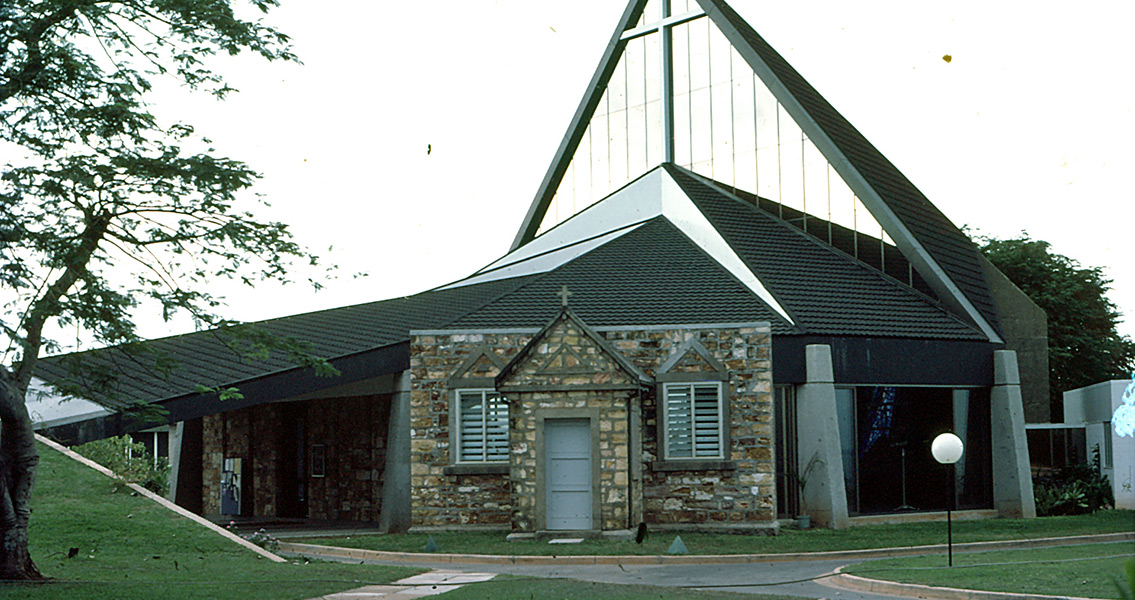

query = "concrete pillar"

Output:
[[990, 350, 1037, 518], [795, 344, 850, 529], [378, 370, 412, 533], [166, 422, 185, 503]]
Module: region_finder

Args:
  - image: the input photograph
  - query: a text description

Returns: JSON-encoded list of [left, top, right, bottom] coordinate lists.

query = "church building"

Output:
[[36, 0, 1041, 533]]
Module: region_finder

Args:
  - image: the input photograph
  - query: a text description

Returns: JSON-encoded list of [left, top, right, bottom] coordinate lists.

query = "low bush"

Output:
[[73, 435, 170, 495], [1033, 445, 1112, 516]]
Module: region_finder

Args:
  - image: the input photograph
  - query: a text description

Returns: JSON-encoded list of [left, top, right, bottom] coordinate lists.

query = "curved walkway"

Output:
[[280, 532, 1132, 600]]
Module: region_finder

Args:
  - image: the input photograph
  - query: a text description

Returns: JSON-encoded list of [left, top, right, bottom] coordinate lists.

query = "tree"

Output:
[[1, 0, 316, 579], [978, 233, 1135, 416]]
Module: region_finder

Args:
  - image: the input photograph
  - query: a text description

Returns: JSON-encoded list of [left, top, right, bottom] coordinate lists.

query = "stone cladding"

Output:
[[409, 321, 774, 532], [201, 395, 389, 521], [611, 325, 776, 527], [408, 332, 533, 528]]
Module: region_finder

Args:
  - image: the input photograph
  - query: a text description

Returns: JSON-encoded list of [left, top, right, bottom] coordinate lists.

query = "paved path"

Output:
[[294, 552, 894, 599], [285, 533, 1133, 600], [309, 570, 497, 600]]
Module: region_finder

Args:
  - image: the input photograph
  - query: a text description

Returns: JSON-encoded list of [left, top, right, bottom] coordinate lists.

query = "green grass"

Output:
[[299, 510, 1134, 556], [8, 442, 419, 600], [846, 542, 1135, 599], [435, 574, 797, 600]]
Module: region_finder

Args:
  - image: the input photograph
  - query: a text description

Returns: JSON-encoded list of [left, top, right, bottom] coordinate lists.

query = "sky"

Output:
[[130, 0, 1133, 343]]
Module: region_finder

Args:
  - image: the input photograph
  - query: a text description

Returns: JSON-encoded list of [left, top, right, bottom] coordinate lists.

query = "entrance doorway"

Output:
[[544, 419, 592, 530]]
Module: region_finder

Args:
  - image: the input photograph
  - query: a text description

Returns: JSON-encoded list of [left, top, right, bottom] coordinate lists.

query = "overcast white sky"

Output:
[[136, 0, 1134, 342]]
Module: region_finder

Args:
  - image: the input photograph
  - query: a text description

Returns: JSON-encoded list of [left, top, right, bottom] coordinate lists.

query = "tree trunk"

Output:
[[0, 373, 42, 580]]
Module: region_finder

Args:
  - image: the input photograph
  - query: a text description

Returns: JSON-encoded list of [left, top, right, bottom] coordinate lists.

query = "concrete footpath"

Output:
[[281, 532, 1133, 600], [310, 571, 497, 600]]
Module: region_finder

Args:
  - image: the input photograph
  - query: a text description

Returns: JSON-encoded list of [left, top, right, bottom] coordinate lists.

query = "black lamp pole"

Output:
[[932, 432, 963, 569], [947, 462, 955, 567]]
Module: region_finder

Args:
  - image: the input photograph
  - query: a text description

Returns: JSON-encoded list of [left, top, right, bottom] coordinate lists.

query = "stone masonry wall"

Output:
[[500, 315, 637, 532], [508, 389, 634, 531], [409, 333, 532, 528], [304, 395, 389, 522], [623, 325, 777, 526], [200, 395, 389, 521], [408, 323, 774, 531]]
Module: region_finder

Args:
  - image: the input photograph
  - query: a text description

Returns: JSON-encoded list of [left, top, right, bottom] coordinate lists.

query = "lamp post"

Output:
[[931, 433, 964, 567]]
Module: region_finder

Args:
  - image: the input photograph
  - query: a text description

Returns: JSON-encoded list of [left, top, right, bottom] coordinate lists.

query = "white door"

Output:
[[545, 419, 592, 530]]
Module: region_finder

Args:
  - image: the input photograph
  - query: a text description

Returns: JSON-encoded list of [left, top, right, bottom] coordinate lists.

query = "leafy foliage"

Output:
[[978, 233, 1135, 412], [1033, 445, 1113, 517], [73, 435, 169, 494], [1, 0, 324, 394], [0, 0, 331, 580]]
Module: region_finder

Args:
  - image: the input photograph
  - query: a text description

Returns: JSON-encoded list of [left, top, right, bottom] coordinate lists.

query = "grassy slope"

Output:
[[845, 542, 1135, 599], [301, 510, 1134, 556], [8, 441, 418, 600]]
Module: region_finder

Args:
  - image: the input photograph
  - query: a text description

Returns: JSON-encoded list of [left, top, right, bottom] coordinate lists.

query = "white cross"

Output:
[[620, 1, 707, 163], [557, 285, 574, 307]]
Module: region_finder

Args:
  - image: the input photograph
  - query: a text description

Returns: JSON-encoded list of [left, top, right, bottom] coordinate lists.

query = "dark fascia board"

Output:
[[772, 335, 998, 387], [496, 307, 653, 388], [510, 0, 650, 251], [156, 341, 410, 424], [694, 0, 1001, 344]]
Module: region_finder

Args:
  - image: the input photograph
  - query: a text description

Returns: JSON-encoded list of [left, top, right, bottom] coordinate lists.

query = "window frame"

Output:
[[652, 339, 733, 471], [661, 380, 725, 460], [454, 388, 510, 465]]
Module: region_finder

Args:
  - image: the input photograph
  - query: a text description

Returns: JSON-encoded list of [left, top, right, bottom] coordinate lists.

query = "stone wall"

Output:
[[200, 395, 389, 521], [304, 395, 390, 522], [409, 322, 775, 531], [611, 325, 776, 528], [409, 332, 532, 528]]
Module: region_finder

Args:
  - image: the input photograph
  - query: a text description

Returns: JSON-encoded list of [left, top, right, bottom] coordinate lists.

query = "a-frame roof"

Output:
[[512, 0, 1003, 343], [451, 164, 984, 341]]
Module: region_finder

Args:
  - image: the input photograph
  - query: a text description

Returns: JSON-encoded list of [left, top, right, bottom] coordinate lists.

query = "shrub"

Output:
[[74, 435, 171, 495], [1033, 445, 1112, 516]]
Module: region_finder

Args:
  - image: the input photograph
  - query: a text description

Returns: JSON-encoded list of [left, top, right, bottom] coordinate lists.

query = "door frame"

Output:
[[535, 409, 601, 531]]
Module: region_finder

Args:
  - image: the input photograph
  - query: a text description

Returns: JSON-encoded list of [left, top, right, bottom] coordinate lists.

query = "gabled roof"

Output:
[[496, 307, 652, 389], [666, 165, 985, 339], [449, 215, 792, 331], [511, 0, 1003, 343], [451, 164, 984, 341]]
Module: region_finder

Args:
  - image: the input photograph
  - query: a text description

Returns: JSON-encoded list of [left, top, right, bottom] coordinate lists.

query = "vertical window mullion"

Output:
[[480, 391, 488, 461], [457, 389, 509, 464]]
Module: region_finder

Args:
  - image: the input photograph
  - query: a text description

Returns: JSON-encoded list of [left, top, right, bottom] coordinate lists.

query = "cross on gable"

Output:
[[557, 285, 574, 307]]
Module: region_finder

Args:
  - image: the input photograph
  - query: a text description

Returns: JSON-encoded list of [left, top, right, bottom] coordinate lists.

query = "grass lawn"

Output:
[[845, 542, 1135, 599], [434, 574, 798, 600], [300, 510, 1134, 556], [7, 441, 419, 600]]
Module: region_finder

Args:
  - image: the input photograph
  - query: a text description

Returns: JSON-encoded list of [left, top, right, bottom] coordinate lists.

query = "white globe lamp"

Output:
[[931, 432, 964, 567], [931, 433, 964, 465]]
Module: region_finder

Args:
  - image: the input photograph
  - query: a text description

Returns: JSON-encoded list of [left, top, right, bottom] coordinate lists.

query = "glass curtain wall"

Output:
[[537, 0, 891, 253], [850, 386, 992, 514]]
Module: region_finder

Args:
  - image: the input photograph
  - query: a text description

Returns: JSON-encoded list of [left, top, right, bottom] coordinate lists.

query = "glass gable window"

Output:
[[534, 0, 894, 258], [664, 382, 723, 459], [457, 390, 509, 463]]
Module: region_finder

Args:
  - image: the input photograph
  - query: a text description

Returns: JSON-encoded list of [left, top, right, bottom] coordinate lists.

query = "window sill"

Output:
[[651, 460, 736, 472], [443, 463, 509, 476]]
